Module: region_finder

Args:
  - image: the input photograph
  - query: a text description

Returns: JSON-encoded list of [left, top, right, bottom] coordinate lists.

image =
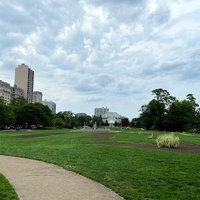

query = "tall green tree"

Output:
[[52, 118, 65, 128], [54, 111, 75, 128], [10, 96, 28, 107], [0, 104, 16, 128], [77, 115, 92, 127], [165, 99, 196, 131], [140, 99, 165, 129], [15, 104, 52, 127], [140, 88, 176, 130], [140, 89, 199, 131]]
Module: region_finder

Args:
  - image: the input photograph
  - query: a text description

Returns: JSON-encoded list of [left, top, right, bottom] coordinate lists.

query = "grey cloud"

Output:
[[75, 74, 115, 93], [86, 0, 146, 23], [150, 6, 171, 25]]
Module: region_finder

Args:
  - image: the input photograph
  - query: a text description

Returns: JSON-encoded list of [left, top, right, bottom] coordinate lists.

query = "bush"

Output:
[[156, 133, 180, 148]]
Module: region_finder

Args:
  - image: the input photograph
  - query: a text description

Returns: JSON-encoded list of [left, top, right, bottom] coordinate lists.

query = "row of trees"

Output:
[[0, 97, 129, 129], [133, 88, 200, 132], [53, 112, 129, 128], [2, 89, 199, 132]]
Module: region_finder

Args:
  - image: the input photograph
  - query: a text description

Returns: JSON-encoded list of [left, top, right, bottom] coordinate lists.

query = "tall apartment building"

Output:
[[15, 64, 34, 103], [0, 80, 11, 104], [42, 99, 56, 114], [94, 107, 109, 117], [33, 91, 43, 103]]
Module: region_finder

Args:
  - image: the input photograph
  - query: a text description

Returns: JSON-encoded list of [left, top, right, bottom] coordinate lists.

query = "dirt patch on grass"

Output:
[[84, 133, 114, 139], [118, 142, 200, 153], [84, 133, 200, 153], [16, 133, 64, 138], [88, 141, 200, 153]]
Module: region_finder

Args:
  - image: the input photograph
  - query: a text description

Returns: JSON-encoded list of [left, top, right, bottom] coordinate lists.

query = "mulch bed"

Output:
[[88, 142, 200, 154], [16, 133, 64, 138], [115, 142, 200, 153], [16, 132, 200, 153], [84, 133, 200, 154]]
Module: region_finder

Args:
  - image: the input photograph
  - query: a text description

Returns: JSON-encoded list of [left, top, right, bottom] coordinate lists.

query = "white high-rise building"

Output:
[[15, 64, 34, 103], [94, 107, 109, 117], [42, 99, 56, 114], [33, 91, 43, 103]]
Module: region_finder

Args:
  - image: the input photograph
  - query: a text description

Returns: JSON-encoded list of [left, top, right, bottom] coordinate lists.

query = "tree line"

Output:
[[1, 96, 125, 129], [2, 88, 197, 132], [132, 88, 200, 132]]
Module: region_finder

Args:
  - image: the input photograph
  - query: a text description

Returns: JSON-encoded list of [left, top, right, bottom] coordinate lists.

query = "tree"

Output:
[[121, 118, 130, 127], [52, 118, 65, 128], [139, 89, 200, 131], [15, 104, 52, 128], [10, 96, 28, 106], [140, 88, 175, 130], [164, 100, 195, 131], [0, 104, 16, 129], [90, 116, 103, 127], [77, 115, 92, 127], [34, 103, 53, 122], [54, 111, 75, 128], [140, 99, 165, 130], [152, 88, 176, 108]]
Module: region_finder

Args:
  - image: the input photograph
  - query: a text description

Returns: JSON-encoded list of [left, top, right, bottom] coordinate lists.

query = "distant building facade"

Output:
[[0, 80, 24, 104], [94, 107, 109, 117], [42, 99, 56, 114], [75, 113, 88, 117], [15, 64, 34, 103], [11, 85, 24, 99], [33, 91, 43, 103], [0, 80, 11, 104], [101, 112, 123, 127]]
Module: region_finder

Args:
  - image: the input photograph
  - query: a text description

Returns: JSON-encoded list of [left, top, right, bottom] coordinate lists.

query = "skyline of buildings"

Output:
[[1, 64, 126, 118], [0, 64, 56, 114]]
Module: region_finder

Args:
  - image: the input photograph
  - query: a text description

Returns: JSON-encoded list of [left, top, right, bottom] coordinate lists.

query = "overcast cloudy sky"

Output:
[[1, 0, 200, 119]]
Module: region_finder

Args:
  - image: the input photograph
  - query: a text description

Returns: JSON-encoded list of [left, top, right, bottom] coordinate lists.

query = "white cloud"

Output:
[[1, 0, 200, 119]]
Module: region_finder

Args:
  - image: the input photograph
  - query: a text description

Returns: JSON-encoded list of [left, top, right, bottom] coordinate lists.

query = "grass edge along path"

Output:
[[0, 173, 19, 200]]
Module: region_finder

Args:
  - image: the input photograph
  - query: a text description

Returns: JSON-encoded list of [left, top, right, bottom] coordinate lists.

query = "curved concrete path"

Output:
[[0, 155, 124, 200]]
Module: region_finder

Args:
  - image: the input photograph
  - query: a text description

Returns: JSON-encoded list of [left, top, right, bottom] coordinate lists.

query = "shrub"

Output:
[[156, 133, 180, 148]]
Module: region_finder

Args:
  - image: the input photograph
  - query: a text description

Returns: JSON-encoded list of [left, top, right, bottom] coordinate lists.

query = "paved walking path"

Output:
[[0, 155, 124, 200]]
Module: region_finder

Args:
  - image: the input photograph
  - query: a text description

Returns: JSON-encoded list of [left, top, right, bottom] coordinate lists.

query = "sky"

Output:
[[1, 0, 200, 119]]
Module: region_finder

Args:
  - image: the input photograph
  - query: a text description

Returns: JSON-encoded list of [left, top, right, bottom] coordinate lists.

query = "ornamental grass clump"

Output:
[[156, 133, 180, 148]]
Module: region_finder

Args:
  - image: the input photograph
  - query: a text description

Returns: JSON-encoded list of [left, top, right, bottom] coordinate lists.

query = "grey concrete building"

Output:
[[33, 91, 43, 103], [42, 99, 56, 114], [94, 107, 109, 117]]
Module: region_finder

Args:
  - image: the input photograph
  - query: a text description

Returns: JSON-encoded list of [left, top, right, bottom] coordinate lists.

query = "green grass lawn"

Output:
[[0, 174, 19, 200], [0, 128, 200, 200]]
